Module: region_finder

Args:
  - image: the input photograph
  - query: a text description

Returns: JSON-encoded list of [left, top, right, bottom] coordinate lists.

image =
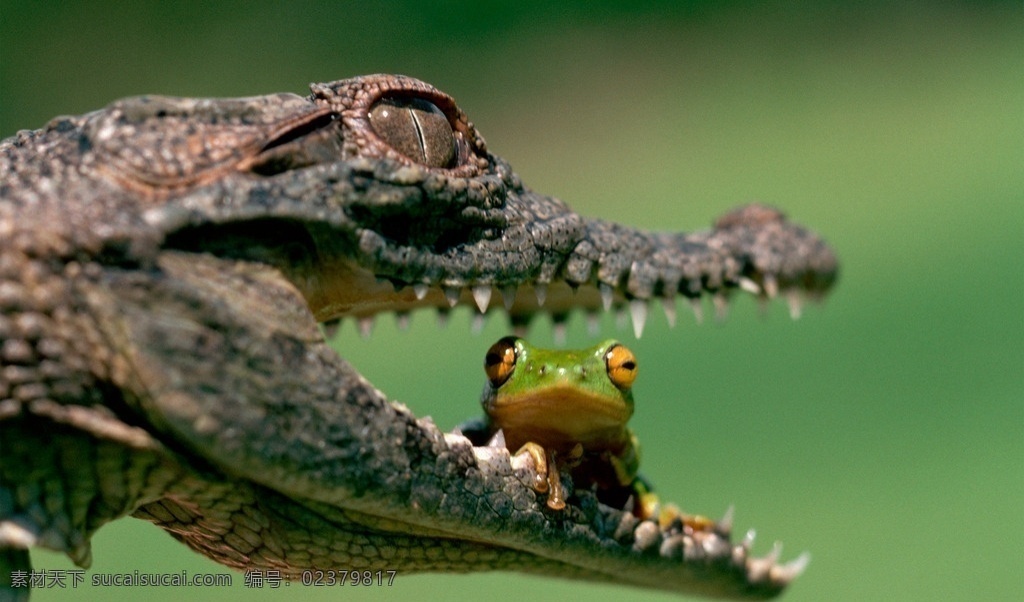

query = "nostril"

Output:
[[248, 113, 342, 176], [259, 112, 338, 154]]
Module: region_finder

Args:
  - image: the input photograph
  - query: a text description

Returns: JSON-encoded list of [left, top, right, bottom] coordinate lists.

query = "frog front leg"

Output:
[[512, 442, 584, 511], [456, 419, 573, 512], [514, 441, 552, 495]]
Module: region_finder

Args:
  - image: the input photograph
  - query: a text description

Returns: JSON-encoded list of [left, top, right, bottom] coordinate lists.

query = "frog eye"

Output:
[[368, 96, 456, 168], [604, 344, 638, 391], [484, 337, 519, 388]]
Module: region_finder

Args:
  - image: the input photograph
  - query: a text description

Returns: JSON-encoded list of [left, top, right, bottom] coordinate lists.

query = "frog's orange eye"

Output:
[[605, 344, 638, 391], [484, 337, 518, 387]]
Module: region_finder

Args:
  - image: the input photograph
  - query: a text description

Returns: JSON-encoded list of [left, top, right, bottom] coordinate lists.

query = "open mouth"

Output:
[[285, 198, 829, 593], [301, 263, 817, 597], [129, 74, 837, 597]]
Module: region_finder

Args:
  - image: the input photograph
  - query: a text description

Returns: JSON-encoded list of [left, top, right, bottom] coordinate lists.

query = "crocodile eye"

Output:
[[604, 344, 638, 391], [368, 97, 456, 168], [484, 336, 519, 388]]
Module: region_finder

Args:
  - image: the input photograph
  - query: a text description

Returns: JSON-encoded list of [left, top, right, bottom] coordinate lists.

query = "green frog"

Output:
[[480, 336, 653, 516], [479, 337, 718, 531]]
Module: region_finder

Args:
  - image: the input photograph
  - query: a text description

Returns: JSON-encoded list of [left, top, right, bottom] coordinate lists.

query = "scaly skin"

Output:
[[0, 74, 837, 599]]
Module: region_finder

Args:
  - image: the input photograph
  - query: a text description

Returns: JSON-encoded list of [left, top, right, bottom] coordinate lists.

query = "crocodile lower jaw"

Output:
[[457, 433, 811, 592]]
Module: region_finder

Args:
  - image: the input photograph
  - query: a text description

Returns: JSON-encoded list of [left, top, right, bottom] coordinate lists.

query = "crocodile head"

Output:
[[4, 74, 837, 599], [104, 75, 835, 598], [105, 75, 835, 339]]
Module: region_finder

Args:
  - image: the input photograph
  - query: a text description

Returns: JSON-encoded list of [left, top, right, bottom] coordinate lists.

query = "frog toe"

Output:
[[509, 440, 550, 493]]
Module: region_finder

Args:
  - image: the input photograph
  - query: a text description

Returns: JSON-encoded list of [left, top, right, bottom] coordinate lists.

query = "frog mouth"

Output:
[[484, 385, 634, 442]]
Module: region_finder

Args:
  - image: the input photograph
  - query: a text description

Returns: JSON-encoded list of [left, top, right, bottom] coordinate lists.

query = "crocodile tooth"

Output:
[[713, 294, 730, 322], [739, 277, 761, 295], [553, 322, 567, 346], [394, 312, 411, 331], [717, 504, 735, 534], [763, 274, 779, 298], [746, 556, 771, 584], [632, 521, 661, 552], [586, 311, 601, 336], [772, 552, 811, 583], [659, 533, 686, 559], [472, 285, 492, 313], [534, 283, 547, 307], [732, 542, 748, 566], [683, 536, 705, 562], [786, 291, 805, 320], [444, 286, 461, 308], [322, 319, 341, 339], [0, 522, 38, 548], [614, 511, 639, 541], [742, 528, 756, 551], [689, 298, 704, 324], [629, 299, 648, 339], [413, 283, 429, 300], [746, 542, 784, 584], [616, 306, 629, 331], [701, 530, 732, 559], [357, 316, 374, 339], [471, 313, 486, 335], [621, 494, 636, 516], [501, 286, 517, 311], [599, 282, 614, 311], [660, 297, 677, 328], [436, 308, 451, 328], [487, 428, 507, 449]]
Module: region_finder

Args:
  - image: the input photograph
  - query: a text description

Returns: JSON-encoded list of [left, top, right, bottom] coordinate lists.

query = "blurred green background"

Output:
[[3, 1, 1021, 600]]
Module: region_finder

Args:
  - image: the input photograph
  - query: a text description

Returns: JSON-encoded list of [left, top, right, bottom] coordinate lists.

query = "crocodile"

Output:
[[0, 74, 838, 599]]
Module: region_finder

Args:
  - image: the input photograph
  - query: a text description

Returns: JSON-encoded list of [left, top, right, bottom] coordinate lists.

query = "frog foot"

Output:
[[625, 479, 714, 530], [516, 441, 552, 495], [484, 429, 546, 493], [542, 460, 565, 511], [505, 439, 587, 511], [540, 444, 583, 511], [656, 502, 717, 533], [516, 442, 568, 510]]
